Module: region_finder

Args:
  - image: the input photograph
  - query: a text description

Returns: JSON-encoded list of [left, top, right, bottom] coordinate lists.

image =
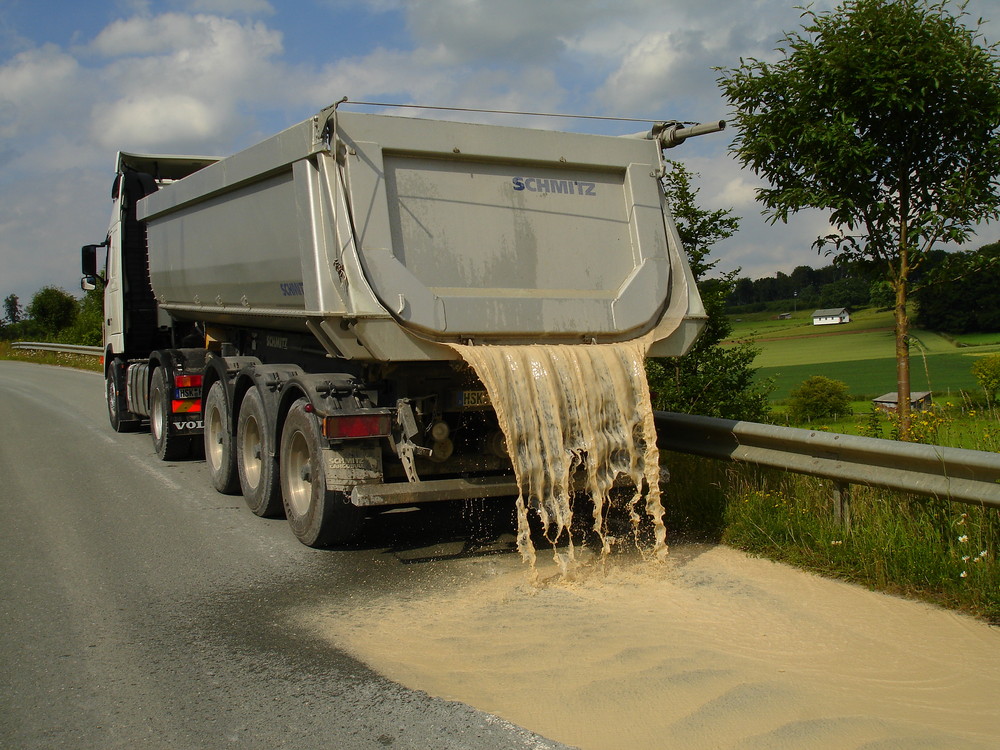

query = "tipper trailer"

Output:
[[81, 102, 719, 546]]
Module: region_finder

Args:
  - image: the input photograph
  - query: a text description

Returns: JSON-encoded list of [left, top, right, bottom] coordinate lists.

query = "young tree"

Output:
[[3, 294, 21, 324], [787, 375, 852, 423], [647, 161, 771, 421], [718, 0, 1000, 438]]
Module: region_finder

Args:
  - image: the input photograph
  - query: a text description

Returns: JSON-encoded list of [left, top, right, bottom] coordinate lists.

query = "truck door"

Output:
[[104, 178, 125, 355]]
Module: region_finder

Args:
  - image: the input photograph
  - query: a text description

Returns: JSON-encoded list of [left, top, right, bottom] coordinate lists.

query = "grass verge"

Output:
[[0, 341, 103, 372], [664, 453, 1000, 623]]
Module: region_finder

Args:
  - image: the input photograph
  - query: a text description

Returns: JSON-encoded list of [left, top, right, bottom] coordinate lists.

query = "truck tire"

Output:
[[280, 399, 364, 547], [150, 366, 191, 460], [106, 359, 140, 433], [204, 381, 240, 494], [236, 387, 283, 518]]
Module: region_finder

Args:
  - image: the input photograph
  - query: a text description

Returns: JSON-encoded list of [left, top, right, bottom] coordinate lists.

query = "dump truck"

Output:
[[81, 102, 720, 547]]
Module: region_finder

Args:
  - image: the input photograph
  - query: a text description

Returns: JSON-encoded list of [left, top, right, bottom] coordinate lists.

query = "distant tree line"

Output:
[[1, 286, 103, 345], [728, 261, 890, 313], [728, 241, 1000, 335], [912, 242, 1000, 334]]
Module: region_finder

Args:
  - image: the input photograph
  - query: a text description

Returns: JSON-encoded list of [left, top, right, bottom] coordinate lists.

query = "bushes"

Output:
[[1, 286, 102, 345], [787, 375, 852, 422], [971, 354, 1000, 405]]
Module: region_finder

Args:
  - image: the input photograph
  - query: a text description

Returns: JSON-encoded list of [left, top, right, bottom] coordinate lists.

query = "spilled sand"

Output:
[[303, 544, 1000, 750]]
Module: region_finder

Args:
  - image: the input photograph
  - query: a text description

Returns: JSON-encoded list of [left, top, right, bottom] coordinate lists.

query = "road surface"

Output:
[[0, 361, 569, 750], [4, 361, 999, 750]]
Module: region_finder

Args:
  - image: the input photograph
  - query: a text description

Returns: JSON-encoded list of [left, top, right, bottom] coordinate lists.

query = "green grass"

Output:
[[700, 310, 1000, 622], [770, 402, 1000, 450], [665, 453, 1000, 623], [758, 352, 990, 401], [752, 329, 897, 369], [728, 307, 1000, 401], [950, 331, 1000, 346], [0, 341, 103, 372], [729, 306, 896, 342]]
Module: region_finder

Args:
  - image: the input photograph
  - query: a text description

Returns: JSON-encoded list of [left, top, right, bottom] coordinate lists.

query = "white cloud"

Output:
[[91, 94, 223, 150], [0, 45, 85, 140], [401, 0, 604, 64], [85, 14, 290, 152], [715, 176, 761, 212]]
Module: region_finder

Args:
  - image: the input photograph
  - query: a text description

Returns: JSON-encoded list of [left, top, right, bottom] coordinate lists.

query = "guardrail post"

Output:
[[832, 481, 852, 531]]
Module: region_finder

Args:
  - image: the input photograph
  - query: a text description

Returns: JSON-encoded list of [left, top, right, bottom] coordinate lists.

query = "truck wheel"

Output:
[[150, 367, 191, 460], [280, 399, 364, 547], [236, 387, 283, 517], [204, 381, 240, 494], [106, 359, 140, 433]]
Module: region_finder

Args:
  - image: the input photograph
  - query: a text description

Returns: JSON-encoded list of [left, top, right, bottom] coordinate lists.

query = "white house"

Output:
[[812, 308, 851, 326]]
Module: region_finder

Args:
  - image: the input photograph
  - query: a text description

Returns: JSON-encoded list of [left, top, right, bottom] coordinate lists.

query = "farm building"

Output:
[[872, 391, 933, 412], [812, 308, 851, 325]]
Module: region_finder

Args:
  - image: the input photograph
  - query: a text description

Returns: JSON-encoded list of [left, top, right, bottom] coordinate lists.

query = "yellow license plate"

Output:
[[462, 390, 490, 407]]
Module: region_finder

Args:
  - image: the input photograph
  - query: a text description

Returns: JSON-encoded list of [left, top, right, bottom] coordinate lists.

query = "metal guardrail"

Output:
[[654, 411, 1000, 510], [7, 346, 998, 508], [11, 341, 103, 356]]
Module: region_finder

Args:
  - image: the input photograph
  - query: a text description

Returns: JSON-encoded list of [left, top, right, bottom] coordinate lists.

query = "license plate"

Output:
[[175, 387, 200, 399], [460, 390, 490, 408]]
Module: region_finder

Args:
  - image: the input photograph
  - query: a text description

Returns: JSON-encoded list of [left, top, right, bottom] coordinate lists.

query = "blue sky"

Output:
[[3, 0, 1000, 305]]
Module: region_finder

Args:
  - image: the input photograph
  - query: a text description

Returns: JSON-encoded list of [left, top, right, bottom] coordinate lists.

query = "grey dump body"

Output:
[[138, 109, 706, 359]]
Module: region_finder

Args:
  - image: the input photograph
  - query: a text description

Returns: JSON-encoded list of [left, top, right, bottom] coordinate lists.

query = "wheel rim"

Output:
[[107, 374, 118, 420], [241, 414, 262, 488], [206, 401, 225, 471], [284, 428, 313, 518], [150, 385, 164, 441]]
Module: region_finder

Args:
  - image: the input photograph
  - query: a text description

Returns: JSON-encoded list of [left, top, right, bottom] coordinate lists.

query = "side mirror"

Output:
[[82, 244, 99, 276], [81, 243, 106, 287]]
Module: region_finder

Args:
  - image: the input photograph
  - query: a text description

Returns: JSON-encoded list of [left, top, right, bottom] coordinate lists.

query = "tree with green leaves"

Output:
[[914, 243, 1000, 333], [787, 375, 852, 423], [61, 284, 104, 346], [27, 286, 78, 339], [646, 161, 771, 421], [972, 354, 1000, 406], [3, 294, 21, 325], [718, 0, 1000, 438]]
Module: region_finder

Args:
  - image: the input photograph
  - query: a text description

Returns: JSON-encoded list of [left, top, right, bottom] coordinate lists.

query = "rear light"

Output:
[[172, 374, 203, 412], [323, 414, 392, 440], [172, 399, 202, 413], [174, 374, 203, 388]]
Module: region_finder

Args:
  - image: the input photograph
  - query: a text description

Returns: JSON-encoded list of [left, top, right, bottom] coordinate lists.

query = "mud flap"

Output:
[[322, 444, 383, 493]]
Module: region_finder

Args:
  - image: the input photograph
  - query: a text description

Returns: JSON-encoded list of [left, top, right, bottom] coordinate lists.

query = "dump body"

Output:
[[138, 110, 706, 360]]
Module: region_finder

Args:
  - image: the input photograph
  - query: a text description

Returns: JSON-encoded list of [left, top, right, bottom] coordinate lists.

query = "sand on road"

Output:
[[305, 543, 1000, 750]]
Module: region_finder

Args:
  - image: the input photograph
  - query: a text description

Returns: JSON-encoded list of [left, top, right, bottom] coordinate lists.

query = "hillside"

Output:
[[727, 308, 1000, 401]]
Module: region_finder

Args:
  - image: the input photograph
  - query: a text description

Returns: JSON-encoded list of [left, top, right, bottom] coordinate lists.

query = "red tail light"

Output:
[[323, 414, 392, 439], [174, 374, 203, 388]]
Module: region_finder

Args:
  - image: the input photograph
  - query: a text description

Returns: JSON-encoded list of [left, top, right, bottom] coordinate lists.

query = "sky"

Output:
[[2, 0, 1000, 306]]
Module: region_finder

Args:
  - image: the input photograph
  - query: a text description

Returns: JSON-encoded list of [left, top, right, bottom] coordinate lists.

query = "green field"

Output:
[[729, 308, 1000, 401]]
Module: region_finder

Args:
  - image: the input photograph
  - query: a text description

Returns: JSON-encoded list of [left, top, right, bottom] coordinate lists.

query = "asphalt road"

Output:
[[0, 361, 570, 750]]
